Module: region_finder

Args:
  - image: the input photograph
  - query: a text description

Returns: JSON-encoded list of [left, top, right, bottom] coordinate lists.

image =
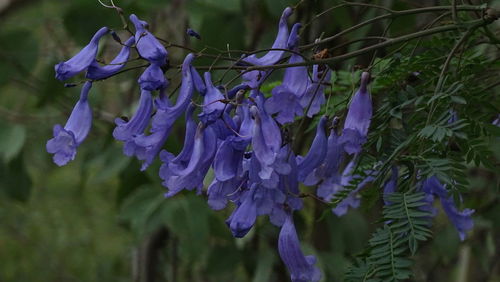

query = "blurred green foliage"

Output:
[[0, 0, 499, 281]]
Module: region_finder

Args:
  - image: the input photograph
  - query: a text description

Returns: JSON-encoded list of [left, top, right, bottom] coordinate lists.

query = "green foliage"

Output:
[[346, 192, 432, 281]]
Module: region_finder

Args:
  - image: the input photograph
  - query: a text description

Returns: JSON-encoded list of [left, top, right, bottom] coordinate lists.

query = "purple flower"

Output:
[[422, 176, 474, 240], [186, 28, 201, 39], [299, 65, 331, 117], [46, 81, 93, 166], [278, 213, 321, 282], [113, 89, 153, 156], [55, 27, 109, 81], [297, 116, 327, 182], [250, 95, 282, 179], [160, 124, 217, 197], [138, 64, 168, 91], [242, 7, 292, 66], [131, 54, 196, 170], [198, 72, 225, 124], [265, 24, 308, 125], [493, 114, 500, 126], [241, 7, 293, 88], [86, 36, 135, 80], [383, 166, 398, 205], [207, 176, 245, 211], [191, 66, 206, 95], [340, 72, 372, 154], [440, 196, 474, 241], [129, 14, 168, 66], [309, 125, 344, 190]]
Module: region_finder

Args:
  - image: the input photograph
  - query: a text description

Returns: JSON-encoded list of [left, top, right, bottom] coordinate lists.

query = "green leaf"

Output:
[[0, 122, 26, 162]]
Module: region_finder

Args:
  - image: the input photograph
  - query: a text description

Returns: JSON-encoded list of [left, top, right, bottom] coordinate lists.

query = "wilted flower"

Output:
[[86, 36, 135, 80], [340, 72, 372, 154], [55, 27, 109, 81], [278, 213, 321, 282], [46, 82, 93, 166]]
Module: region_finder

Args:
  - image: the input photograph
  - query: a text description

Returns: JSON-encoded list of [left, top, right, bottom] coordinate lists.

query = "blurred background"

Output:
[[0, 0, 499, 281]]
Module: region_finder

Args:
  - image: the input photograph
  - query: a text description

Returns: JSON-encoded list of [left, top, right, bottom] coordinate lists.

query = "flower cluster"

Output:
[[47, 7, 475, 281]]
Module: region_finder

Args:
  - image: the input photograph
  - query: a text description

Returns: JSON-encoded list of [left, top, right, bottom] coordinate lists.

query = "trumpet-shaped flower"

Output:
[[138, 63, 167, 91], [131, 54, 196, 170], [86, 36, 135, 80], [129, 14, 168, 66], [55, 27, 109, 81], [278, 213, 321, 282], [46, 82, 93, 166], [199, 72, 226, 124], [340, 72, 372, 154], [297, 116, 327, 182], [113, 89, 153, 156], [299, 65, 331, 117]]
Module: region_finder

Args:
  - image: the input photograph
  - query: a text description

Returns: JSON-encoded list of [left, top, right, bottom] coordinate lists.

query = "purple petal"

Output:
[[340, 72, 372, 154], [138, 63, 168, 91], [186, 28, 201, 39], [278, 213, 321, 282], [55, 27, 109, 81], [113, 89, 153, 143], [440, 196, 474, 241], [299, 65, 331, 117], [198, 72, 225, 124], [86, 36, 135, 80], [297, 116, 327, 182], [129, 14, 168, 66], [46, 82, 93, 166]]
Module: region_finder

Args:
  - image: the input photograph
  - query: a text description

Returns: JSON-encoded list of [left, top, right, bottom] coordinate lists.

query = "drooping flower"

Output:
[[46, 82, 93, 166], [265, 23, 308, 124], [113, 89, 153, 156], [186, 28, 201, 39], [160, 123, 217, 197], [129, 14, 168, 66], [421, 176, 474, 240], [250, 95, 282, 179], [299, 65, 331, 117], [340, 72, 372, 154], [296, 116, 327, 182], [198, 72, 226, 124], [86, 36, 135, 80], [241, 7, 293, 88], [131, 54, 196, 170], [55, 27, 109, 81], [242, 7, 292, 66], [138, 64, 168, 91], [492, 114, 500, 126], [278, 213, 321, 282]]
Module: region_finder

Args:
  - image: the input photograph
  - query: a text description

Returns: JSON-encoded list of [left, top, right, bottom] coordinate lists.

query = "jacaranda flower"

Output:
[[55, 27, 109, 81], [46, 81, 93, 166], [131, 54, 196, 170], [299, 65, 331, 117], [422, 176, 474, 240], [297, 116, 327, 182], [113, 89, 153, 156], [161, 124, 217, 197], [129, 14, 168, 66], [86, 36, 135, 80], [138, 64, 168, 91], [265, 24, 308, 125], [241, 7, 293, 88], [199, 72, 226, 124], [278, 213, 321, 282], [340, 72, 372, 154]]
